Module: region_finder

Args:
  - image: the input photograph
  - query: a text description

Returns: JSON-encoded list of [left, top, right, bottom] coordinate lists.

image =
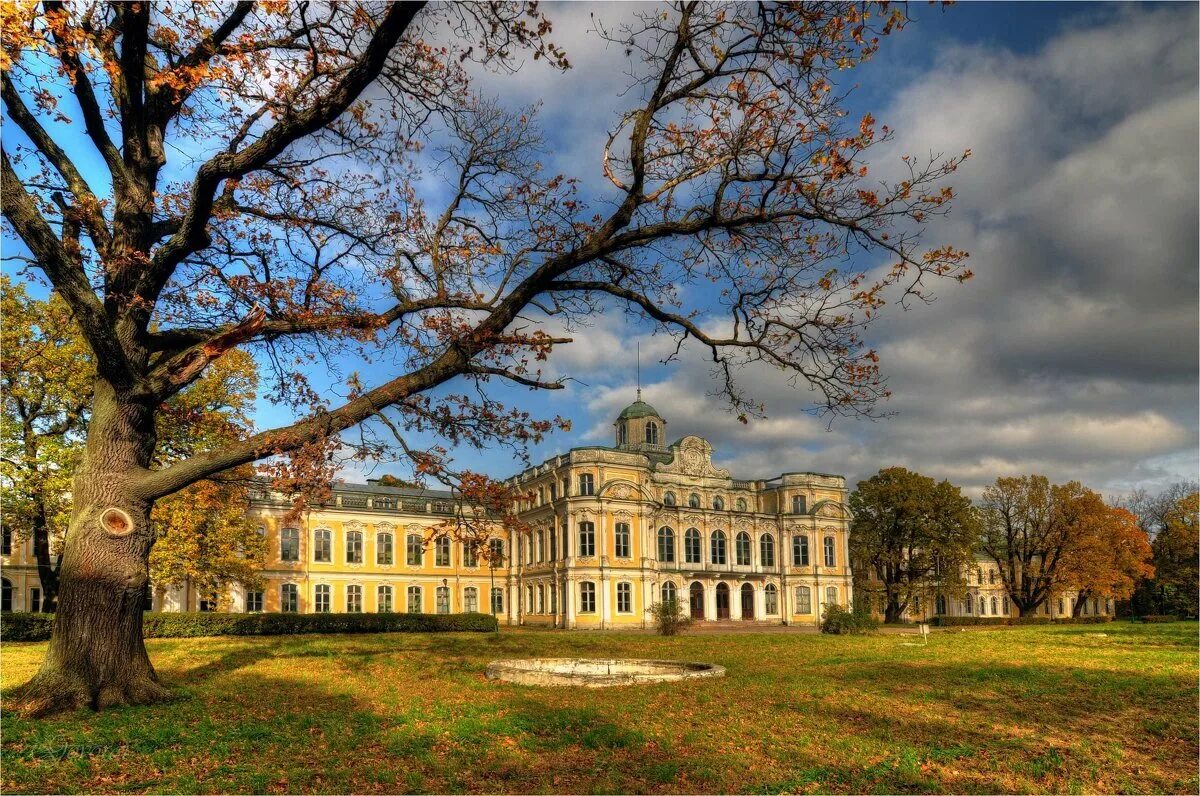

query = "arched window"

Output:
[[713, 496, 725, 511], [663, 491, 677, 507], [710, 530, 727, 565], [548, 529, 556, 562], [1, 577, 12, 612], [661, 581, 677, 604], [990, 596, 998, 615], [736, 497, 747, 512], [346, 584, 363, 613], [436, 586, 450, 614], [684, 528, 702, 564], [464, 541, 478, 567], [795, 585, 811, 614], [406, 533, 423, 566], [488, 538, 505, 565], [657, 527, 676, 562], [407, 585, 422, 613], [550, 583, 557, 614], [377, 531, 394, 565], [280, 527, 300, 562], [760, 534, 775, 567], [617, 421, 628, 445], [1002, 596, 1009, 615], [464, 587, 478, 613], [988, 569, 996, 584], [823, 536, 836, 567], [314, 584, 331, 613], [578, 521, 595, 557], [280, 583, 299, 613], [735, 532, 752, 566], [645, 420, 659, 444], [378, 585, 394, 612], [616, 582, 633, 613], [688, 493, 701, 508], [614, 522, 631, 558], [435, 535, 451, 567], [313, 528, 332, 563], [526, 584, 534, 612], [978, 596, 986, 615], [765, 584, 779, 615], [579, 581, 596, 613], [346, 530, 363, 564], [825, 585, 838, 608], [490, 587, 504, 614], [537, 584, 545, 614], [792, 535, 809, 566]]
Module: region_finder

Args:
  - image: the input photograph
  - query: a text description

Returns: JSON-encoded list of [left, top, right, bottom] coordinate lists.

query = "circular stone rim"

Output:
[[485, 657, 726, 687]]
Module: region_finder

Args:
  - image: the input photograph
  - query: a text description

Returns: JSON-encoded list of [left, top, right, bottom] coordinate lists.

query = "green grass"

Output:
[[2, 622, 1196, 793]]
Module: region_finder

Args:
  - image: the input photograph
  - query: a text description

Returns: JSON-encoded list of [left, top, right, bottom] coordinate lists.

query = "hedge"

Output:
[[931, 615, 1114, 627], [1, 611, 499, 642]]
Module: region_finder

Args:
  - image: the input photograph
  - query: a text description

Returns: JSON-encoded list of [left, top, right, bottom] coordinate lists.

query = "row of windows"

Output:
[[655, 528, 836, 567], [278, 529, 504, 567], [519, 581, 836, 617], [272, 583, 503, 614]]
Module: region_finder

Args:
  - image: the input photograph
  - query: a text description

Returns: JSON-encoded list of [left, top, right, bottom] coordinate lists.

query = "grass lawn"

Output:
[[1, 622, 1196, 794]]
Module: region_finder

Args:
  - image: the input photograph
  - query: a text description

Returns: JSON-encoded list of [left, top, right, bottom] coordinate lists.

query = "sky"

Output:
[[4, 2, 1197, 500], [395, 0, 1198, 498]]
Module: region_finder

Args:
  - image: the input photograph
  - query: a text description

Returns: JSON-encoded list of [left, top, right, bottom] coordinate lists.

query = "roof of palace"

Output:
[[616, 398, 663, 420]]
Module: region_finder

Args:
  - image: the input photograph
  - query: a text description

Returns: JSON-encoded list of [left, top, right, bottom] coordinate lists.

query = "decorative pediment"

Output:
[[612, 509, 634, 522], [812, 500, 851, 520], [600, 479, 646, 501], [344, 520, 365, 533], [374, 521, 396, 534], [655, 436, 731, 480]]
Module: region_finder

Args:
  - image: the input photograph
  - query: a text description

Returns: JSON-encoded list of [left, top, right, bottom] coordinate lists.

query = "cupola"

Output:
[[614, 390, 667, 451]]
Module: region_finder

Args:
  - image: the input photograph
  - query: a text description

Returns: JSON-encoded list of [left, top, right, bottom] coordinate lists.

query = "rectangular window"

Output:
[[578, 521, 595, 557], [491, 587, 504, 614], [29, 588, 41, 613], [765, 587, 778, 615], [377, 533, 394, 565], [488, 538, 505, 566], [825, 586, 837, 607], [792, 495, 806, 514], [346, 532, 363, 564], [246, 590, 263, 613], [792, 535, 809, 566], [281, 527, 300, 562], [346, 585, 362, 613], [578, 473, 594, 496], [407, 586, 422, 613], [615, 522, 631, 558], [436, 586, 450, 614], [579, 581, 596, 613], [617, 582, 632, 613], [684, 530, 701, 564], [562, 477, 570, 497], [378, 586, 393, 613], [199, 599, 215, 612], [407, 534, 423, 566], [464, 587, 478, 613], [2, 528, 12, 555], [549, 484, 557, 501], [315, 584, 331, 613], [796, 586, 811, 613], [464, 542, 478, 567], [823, 536, 836, 567], [314, 529, 331, 563], [281, 584, 298, 613], [435, 536, 451, 567]]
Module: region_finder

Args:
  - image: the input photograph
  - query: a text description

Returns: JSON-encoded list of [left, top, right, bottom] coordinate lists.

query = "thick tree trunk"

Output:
[[10, 384, 167, 716], [1072, 591, 1089, 618], [884, 594, 904, 624]]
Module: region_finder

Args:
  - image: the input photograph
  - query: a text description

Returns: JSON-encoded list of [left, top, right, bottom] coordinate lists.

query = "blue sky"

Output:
[[5, 2, 1197, 498]]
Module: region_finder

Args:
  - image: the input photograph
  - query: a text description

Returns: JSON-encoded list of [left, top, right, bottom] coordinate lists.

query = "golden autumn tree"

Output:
[[2, 1, 970, 715], [1057, 502, 1154, 617]]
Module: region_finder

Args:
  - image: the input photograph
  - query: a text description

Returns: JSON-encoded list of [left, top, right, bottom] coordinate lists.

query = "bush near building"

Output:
[[0, 611, 498, 642]]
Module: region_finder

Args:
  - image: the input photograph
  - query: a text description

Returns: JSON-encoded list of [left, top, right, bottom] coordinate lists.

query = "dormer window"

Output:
[[645, 420, 659, 445], [792, 495, 807, 515]]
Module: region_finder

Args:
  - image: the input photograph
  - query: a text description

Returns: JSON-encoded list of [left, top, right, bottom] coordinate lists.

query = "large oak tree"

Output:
[[2, 1, 969, 714]]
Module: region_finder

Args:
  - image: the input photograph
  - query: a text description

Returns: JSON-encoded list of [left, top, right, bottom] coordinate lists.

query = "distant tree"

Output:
[[1145, 491, 1199, 616], [979, 476, 1104, 616], [1058, 504, 1154, 617], [849, 467, 978, 623], [3, 1, 969, 714], [1118, 481, 1199, 538]]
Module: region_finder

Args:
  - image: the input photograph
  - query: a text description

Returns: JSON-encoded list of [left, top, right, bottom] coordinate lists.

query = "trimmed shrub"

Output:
[[647, 598, 692, 636], [821, 603, 879, 635], [1, 611, 498, 642], [1140, 614, 1182, 623]]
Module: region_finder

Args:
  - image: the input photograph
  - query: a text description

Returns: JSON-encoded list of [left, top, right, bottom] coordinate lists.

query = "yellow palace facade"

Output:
[[1, 396, 854, 628]]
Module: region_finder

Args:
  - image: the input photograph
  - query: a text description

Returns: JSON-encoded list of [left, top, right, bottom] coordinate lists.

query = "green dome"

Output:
[[617, 400, 661, 420]]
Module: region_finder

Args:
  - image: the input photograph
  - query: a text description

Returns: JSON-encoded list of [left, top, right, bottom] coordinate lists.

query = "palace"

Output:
[[0, 395, 855, 628]]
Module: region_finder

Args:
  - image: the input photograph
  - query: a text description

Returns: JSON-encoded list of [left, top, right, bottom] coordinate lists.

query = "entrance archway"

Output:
[[740, 583, 754, 620], [689, 582, 705, 620], [715, 582, 730, 619]]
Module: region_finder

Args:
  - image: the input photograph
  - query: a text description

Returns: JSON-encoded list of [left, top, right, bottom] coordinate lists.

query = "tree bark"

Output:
[[884, 594, 903, 624], [1072, 591, 1089, 618], [9, 385, 167, 716]]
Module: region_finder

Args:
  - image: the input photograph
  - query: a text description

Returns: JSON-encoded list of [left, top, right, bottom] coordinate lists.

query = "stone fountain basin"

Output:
[[486, 657, 725, 687]]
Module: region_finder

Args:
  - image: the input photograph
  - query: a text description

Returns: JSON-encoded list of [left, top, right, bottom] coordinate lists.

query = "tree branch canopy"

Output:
[[2, 1, 969, 502]]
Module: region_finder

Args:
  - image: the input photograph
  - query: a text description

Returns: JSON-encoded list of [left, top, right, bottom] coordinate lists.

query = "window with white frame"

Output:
[[760, 534, 775, 567], [346, 530, 363, 564], [578, 521, 595, 557], [617, 582, 632, 613], [281, 583, 299, 612], [661, 581, 677, 604], [378, 585, 394, 613], [793, 534, 809, 566], [246, 590, 263, 613], [315, 584, 331, 613], [313, 528, 332, 563], [735, 532, 752, 566], [407, 534, 423, 566], [823, 536, 836, 567], [710, 530, 727, 565], [825, 585, 837, 607], [765, 584, 779, 614], [578, 473, 595, 496], [280, 527, 300, 562], [435, 536, 451, 567], [579, 581, 596, 613], [795, 585, 811, 613], [436, 585, 450, 614], [377, 531, 394, 565], [657, 526, 675, 562], [347, 584, 363, 613], [464, 586, 478, 613], [684, 528, 702, 564], [491, 587, 504, 614]]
